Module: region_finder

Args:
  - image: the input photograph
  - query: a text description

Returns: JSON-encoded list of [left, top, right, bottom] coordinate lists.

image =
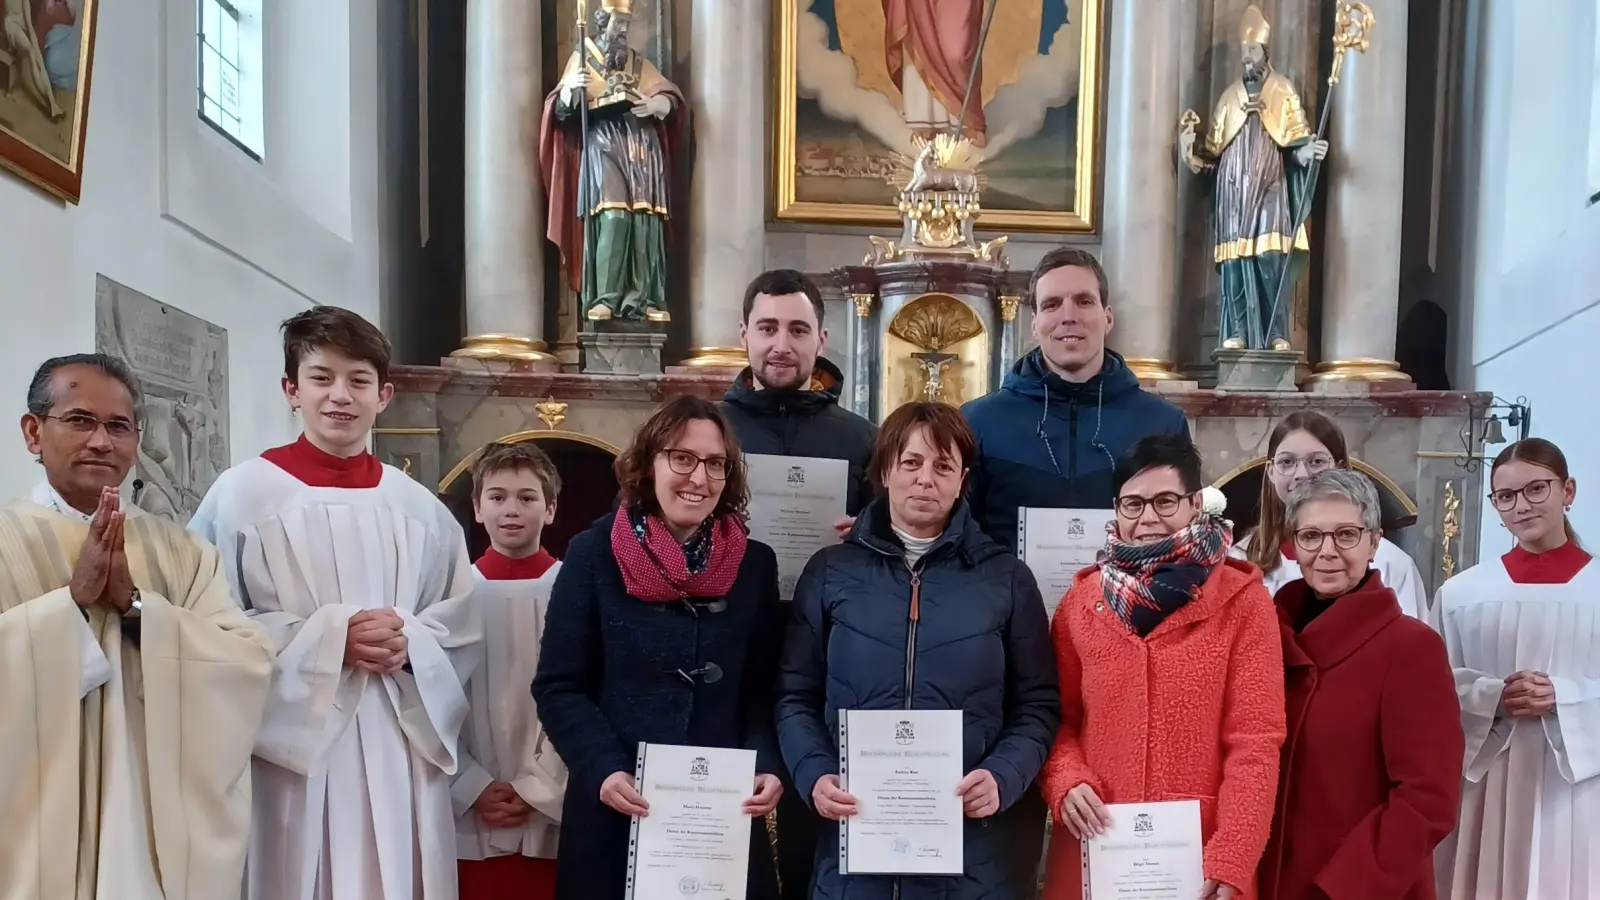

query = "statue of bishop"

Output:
[[1180, 5, 1328, 351], [539, 0, 686, 324]]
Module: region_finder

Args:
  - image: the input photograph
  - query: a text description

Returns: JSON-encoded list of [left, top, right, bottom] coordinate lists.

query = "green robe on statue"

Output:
[[1198, 69, 1315, 350]]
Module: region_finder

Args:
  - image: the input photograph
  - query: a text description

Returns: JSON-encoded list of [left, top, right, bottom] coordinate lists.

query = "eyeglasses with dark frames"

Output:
[[1114, 492, 1192, 520], [1488, 478, 1557, 512], [1293, 526, 1369, 553], [39, 413, 139, 442], [660, 449, 729, 481]]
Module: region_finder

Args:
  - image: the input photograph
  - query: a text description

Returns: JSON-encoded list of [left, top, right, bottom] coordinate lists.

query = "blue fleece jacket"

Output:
[[960, 348, 1190, 552]]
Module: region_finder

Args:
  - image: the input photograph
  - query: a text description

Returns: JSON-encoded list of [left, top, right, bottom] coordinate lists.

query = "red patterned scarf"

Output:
[[1098, 513, 1232, 636], [609, 504, 748, 602]]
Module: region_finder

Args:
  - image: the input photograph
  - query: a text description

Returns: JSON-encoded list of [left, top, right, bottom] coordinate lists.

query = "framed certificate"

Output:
[[839, 709, 964, 875], [1016, 507, 1116, 618], [744, 454, 849, 601], [1081, 800, 1203, 899], [625, 744, 756, 900]]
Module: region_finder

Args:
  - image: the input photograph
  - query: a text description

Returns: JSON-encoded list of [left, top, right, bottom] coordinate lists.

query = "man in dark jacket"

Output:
[[960, 247, 1189, 896], [725, 268, 877, 518], [724, 268, 876, 899]]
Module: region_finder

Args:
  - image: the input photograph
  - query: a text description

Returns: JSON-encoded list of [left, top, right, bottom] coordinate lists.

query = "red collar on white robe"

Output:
[[262, 434, 384, 489], [474, 547, 557, 581], [1503, 541, 1592, 584]]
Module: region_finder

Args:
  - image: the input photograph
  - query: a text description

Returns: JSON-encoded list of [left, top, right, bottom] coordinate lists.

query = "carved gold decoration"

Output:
[[680, 347, 750, 369], [401, 458, 414, 477], [439, 429, 624, 492], [1123, 358, 1185, 381], [866, 235, 903, 264], [536, 398, 569, 430], [1328, 3, 1375, 87], [1303, 357, 1411, 384], [1210, 455, 1419, 517], [998, 296, 1020, 323], [1440, 480, 1461, 581], [887, 295, 984, 352], [451, 334, 556, 363], [975, 236, 1008, 262], [851, 293, 875, 318]]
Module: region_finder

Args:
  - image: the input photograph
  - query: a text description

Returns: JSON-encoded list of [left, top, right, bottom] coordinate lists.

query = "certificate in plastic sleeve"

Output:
[[1016, 507, 1116, 618], [1081, 800, 1203, 899], [839, 709, 964, 875], [744, 454, 848, 601], [625, 743, 756, 900]]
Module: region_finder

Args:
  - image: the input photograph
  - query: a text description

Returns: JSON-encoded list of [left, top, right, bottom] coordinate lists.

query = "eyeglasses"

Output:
[[1272, 453, 1335, 475], [1293, 526, 1369, 552], [1114, 492, 1192, 520], [1489, 478, 1556, 511], [661, 449, 729, 481], [40, 413, 139, 442]]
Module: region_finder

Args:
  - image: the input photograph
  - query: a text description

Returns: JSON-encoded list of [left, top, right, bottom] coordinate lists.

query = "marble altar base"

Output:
[[1212, 348, 1306, 393]]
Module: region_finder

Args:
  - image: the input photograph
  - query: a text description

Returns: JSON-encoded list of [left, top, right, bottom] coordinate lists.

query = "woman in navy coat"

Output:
[[533, 396, 785, 900], [776, 402, 1061, 899]]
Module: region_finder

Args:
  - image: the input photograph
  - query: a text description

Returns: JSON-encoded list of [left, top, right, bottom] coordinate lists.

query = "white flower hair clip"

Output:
[[1200, 486, 1228, 516]]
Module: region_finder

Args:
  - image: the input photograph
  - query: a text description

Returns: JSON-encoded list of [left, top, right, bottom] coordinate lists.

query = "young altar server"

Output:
[[1434, 437, 1600, 899], [0, 353, 274, 900], [455, 441, 568, 900], [191, 307, 482, 900]]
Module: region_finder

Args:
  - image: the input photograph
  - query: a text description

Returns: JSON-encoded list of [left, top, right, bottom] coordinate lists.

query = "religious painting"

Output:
[[0, 0, 98, 202], [773, 0, 1103, 232], [94, 276, 231, 523]]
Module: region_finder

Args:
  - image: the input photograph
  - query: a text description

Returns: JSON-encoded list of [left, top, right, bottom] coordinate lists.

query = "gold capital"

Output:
[[851, 293, 874, 318], [998, 296, 1020, 323]]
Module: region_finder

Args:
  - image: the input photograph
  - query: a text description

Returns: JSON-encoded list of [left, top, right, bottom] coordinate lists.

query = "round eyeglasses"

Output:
[[661, 449, 729, 481], [1114, 492, 1190, 520], [1488, 478, 1555, 512], [1293, 526, 1368, 553]]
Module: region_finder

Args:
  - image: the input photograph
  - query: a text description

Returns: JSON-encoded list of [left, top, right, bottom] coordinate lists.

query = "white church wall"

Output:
[[0, 0, 382, 505], [1455, 0, 1600, 560]]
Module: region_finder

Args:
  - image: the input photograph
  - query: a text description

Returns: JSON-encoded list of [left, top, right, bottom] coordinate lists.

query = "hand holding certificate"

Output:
[[1080, 800, 1204, 900], [745, 454, 848, 600], [625, 744, 758, 900], [1016, 507, 1116, 618], [838, 709, 965, 875]]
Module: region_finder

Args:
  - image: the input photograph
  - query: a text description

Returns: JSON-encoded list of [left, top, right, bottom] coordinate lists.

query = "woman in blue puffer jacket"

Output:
[[776, 401, 1061, 900]]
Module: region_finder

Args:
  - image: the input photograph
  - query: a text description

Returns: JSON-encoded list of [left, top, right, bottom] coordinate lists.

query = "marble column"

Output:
[[1100, 0, 1184, 381], [452, 0, 554, 364], [681, 0, 766, 369], [1310, 0, 1410, 384]]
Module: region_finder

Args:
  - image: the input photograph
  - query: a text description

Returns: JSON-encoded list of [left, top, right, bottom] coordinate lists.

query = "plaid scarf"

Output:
[[1097, 513, 1232, 636], [609, 504, 748, 602]]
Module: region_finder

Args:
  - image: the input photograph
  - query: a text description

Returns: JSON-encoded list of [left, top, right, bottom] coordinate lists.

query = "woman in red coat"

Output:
[[1261, 469, 1463, 899], [1042, 435, 1286, 900]]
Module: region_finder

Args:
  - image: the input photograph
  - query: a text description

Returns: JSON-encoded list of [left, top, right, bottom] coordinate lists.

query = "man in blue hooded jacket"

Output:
[[960, 246, 1189, 894]]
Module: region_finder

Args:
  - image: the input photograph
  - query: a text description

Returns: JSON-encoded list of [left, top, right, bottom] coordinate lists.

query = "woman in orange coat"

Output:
[[1041, 434, 1286, 900]]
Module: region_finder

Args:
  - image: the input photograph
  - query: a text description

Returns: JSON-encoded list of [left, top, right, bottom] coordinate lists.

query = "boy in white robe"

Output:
[[1434, 438, 1600, 899], [190, 306, 481, 900], [454, 441, 568, 899]]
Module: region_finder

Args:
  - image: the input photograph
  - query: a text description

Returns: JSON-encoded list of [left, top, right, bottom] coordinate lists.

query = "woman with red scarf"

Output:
[[532, 396, 784, 900], [1041, 434, 1286, 900]]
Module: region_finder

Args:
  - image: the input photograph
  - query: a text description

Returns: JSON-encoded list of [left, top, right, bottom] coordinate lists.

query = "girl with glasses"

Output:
[[1233, 411, 1426, 619], [1433, 438, 1600, 899], [532, 396, 785, 900]]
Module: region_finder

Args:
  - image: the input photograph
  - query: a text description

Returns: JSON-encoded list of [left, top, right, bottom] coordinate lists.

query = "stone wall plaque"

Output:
[[94, 276, 230, 522]]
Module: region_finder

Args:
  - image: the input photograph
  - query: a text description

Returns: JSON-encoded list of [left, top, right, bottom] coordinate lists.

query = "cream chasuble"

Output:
[[1434, 558, 1600, 898], [0, 492, 274, 900], [189, 459, 482, 900], [453, 565, 568, 861]]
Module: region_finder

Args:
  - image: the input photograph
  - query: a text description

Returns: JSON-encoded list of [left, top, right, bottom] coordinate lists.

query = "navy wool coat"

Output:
[[775, 497, 1062, 899], [532, 515, 786, 900]]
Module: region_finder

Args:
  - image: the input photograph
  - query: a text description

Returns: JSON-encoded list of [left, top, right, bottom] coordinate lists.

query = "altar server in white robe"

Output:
[[190, 307, 482, 900], [1434, 437, 1600, 899], [1232, 411, 1427, 618], [454, 441, 568, 900], [1, 353, 274, 900]]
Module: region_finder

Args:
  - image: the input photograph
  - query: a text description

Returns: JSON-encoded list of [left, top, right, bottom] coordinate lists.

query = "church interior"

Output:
[[0, 0, 1596, 600]]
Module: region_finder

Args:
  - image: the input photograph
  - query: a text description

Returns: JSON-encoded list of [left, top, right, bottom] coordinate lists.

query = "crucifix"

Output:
[[911, 351, 958, 402]]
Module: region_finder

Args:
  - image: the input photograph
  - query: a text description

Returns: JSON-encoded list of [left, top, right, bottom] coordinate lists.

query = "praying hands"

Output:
[[344, 608, 409, 674]]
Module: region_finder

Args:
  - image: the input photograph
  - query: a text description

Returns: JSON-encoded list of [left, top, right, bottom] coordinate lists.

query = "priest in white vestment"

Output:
[[0, 353, 274, 900], [1435, 438, 1600, 899], [189, 306, 482, 900]]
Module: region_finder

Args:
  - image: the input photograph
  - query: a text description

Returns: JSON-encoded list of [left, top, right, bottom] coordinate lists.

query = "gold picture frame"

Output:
[[772, 0, 1104, 233], [0, 0, 100, 204]]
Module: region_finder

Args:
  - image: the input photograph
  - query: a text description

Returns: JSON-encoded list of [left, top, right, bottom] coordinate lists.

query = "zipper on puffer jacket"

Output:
[[895, 563, 924, 900]]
